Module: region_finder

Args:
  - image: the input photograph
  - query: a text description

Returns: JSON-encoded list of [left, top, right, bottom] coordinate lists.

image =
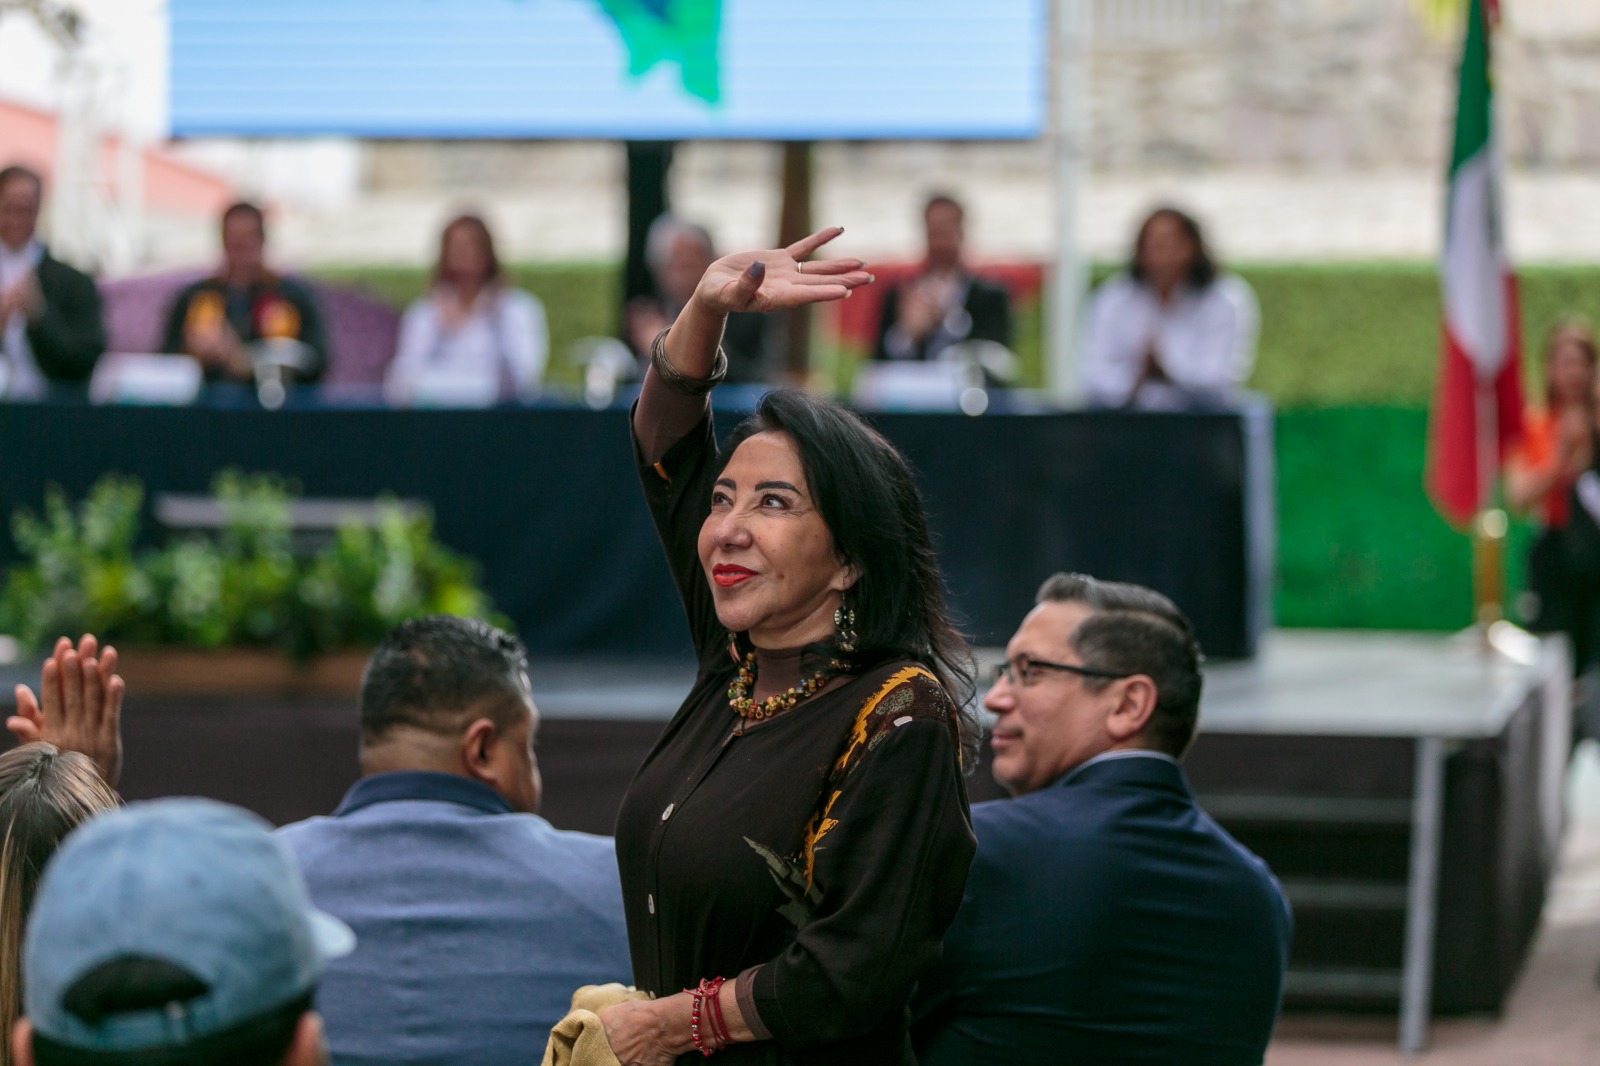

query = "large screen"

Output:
[[169, 0, 1046, 140]]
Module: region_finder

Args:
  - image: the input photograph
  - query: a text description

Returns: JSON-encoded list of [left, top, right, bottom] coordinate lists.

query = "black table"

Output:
[[0, 395, 1273, 658]]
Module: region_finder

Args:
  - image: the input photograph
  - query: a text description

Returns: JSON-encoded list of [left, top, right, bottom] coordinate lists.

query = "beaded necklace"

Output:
[[727, 650, 843, 721]]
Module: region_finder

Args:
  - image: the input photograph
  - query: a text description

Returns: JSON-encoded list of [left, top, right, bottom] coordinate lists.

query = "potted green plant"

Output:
[[0, 472, 505, 697]]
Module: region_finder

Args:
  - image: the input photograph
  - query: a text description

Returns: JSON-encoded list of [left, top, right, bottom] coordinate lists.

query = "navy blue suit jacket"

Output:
[[913, 753, 1292, 1066]]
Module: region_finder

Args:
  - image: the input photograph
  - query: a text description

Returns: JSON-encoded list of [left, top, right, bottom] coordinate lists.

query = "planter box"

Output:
[[115, 647, 368, 699]]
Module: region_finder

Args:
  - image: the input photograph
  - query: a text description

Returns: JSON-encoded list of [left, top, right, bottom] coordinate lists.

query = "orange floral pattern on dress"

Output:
[[800, 666, 940, 889]]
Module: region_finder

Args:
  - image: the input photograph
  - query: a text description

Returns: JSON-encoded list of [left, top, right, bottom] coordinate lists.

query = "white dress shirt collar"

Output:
[[1057, 748, 1179, 788]]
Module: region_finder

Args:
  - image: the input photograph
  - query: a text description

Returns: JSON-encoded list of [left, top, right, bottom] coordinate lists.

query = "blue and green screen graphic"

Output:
[[169, 0, 1046, 139]]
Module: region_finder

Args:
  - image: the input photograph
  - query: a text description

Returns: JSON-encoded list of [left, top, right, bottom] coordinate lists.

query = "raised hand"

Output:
[[693, 226, 874, 315], [10, 634, 125, 789]]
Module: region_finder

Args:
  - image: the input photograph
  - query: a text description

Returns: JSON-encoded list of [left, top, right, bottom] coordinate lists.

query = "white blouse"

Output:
[[386, 287, 548, 406], [1080, 273, 1258, 410]]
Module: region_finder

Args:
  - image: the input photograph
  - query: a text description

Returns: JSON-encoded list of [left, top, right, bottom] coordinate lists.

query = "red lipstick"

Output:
[[712, 565, 755, 588]]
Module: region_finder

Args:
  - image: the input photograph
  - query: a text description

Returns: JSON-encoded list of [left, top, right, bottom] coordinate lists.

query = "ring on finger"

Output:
[[796, 261, 805, 274]]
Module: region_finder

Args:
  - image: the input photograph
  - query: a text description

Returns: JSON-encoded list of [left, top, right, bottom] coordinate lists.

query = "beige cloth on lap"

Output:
[[542, 983, 652, 1066]]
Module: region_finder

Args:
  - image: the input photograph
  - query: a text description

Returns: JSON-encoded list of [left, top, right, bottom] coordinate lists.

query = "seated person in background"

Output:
[[1082, 206, 1258, 410], [12, 798, 350, 1066], [873, 193, 1012, 363], [385, 214, 548, 405], [913, 572, 1291, 1066], [625, 215, 770, 383], [160, 201, 328, 384], [0, 164, 106, 397], [1507, 321, 1596, 647], [0, 634, 124, 1054], [276, 616, 632, 1065]]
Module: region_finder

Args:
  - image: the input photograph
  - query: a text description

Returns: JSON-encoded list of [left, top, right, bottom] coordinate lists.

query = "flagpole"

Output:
[[1046, 0, 1091, 403], [1472, 376, 1507, 632], [1469, 0, 1511, 637]]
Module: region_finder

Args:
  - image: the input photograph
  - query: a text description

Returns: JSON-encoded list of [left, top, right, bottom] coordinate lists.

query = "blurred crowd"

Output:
[[0, 162, 1264, 410]]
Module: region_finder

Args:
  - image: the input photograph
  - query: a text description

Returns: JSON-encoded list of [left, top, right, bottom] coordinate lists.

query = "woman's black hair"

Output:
[[718, 389, 979, 761], [1128, 206, 1217, 290]]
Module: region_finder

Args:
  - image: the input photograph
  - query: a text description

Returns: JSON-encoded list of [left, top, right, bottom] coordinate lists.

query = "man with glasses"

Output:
[[912, 572, 1291, 1066]]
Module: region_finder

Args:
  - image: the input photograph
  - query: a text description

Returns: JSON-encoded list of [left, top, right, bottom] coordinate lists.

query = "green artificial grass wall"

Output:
[[308, 261, 1600, 632], [1275, 406, 1467, 630], [1244, 263, 1600, 406], [1250, 264, 1600, 632]]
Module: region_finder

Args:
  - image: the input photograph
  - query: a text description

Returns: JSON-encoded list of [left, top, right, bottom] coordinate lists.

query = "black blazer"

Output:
[[913, 754, 1293, 1066], [159, 273, 329, 383], [26, 254, 106, 382], [872, 272, 1013, 361]]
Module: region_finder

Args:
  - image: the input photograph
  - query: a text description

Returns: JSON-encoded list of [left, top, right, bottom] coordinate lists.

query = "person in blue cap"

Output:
[[11, 797, 354, 1066]]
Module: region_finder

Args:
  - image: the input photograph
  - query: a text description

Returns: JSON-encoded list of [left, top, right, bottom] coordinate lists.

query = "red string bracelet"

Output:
[[684, 976, 726, 1056], [686, 984, 709, 1057], [703, 977, 732, 1047]]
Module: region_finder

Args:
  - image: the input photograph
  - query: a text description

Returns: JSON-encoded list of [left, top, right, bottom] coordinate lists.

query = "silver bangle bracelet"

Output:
[[650, 326, 728, 396]]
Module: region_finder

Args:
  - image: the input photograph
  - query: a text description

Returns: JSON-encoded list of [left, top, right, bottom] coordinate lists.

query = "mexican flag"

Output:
[[1426, 0, 1524, 526]]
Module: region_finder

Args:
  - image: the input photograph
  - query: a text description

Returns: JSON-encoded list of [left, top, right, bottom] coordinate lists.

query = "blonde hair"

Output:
[[0, 744, 117, 1063]]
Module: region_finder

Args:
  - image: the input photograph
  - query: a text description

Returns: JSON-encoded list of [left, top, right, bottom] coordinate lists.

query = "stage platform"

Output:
[[0, 628, 1567, 1054], [518, 628, 1565, 1050], [1183, 630, 1568, 1053]]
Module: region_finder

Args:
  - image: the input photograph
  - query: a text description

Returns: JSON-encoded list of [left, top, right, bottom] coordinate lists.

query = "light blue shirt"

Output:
[[277, 772, 632, 1066]]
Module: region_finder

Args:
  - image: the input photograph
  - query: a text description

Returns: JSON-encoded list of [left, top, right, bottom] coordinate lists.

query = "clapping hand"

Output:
[[10, 635, 124, 789], [0, 276, 41, 323], [693, 226, 874, 316], [625, 297, 673, 356], [1557, 407, 1594, 477], [1139, 345, 1171, 387], [186, 320, 251, 379]]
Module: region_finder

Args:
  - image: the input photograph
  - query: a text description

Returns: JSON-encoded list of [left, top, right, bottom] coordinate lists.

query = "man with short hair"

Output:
[[160, 201, 327, 383], [0, 164, 106, 397], [872, 193, 1013, 363], [913, 573, 1291, 1066], [14, 797, 352, 1066], [276, 615, 632, 1066]]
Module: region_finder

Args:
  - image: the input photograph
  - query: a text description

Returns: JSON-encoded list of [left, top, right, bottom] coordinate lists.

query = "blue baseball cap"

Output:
[[22, 798, 354, 1053]]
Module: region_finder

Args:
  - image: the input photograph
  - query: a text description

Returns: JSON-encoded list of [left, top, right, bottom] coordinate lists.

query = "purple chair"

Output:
[[98, 271, 402, 388]]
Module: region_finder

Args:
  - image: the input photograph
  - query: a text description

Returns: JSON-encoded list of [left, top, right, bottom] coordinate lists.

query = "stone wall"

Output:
[[1085, 0, 1600, 171], [1500, 1, 1600, 165]]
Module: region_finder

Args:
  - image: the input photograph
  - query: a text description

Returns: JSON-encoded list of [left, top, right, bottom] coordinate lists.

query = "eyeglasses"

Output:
[[990, 655, 1131, 688]]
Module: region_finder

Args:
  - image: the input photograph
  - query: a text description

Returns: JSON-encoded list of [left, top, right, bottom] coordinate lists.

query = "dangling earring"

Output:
[[834, 602, 858, 653]]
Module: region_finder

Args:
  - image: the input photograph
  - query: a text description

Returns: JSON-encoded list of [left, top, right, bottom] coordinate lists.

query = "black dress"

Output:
[[616, 413, 976, 1066]]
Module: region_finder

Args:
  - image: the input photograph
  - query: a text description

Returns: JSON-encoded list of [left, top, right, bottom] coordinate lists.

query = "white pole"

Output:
[[1046, 0, 1092, 403], [51, 42, 92, 266]]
